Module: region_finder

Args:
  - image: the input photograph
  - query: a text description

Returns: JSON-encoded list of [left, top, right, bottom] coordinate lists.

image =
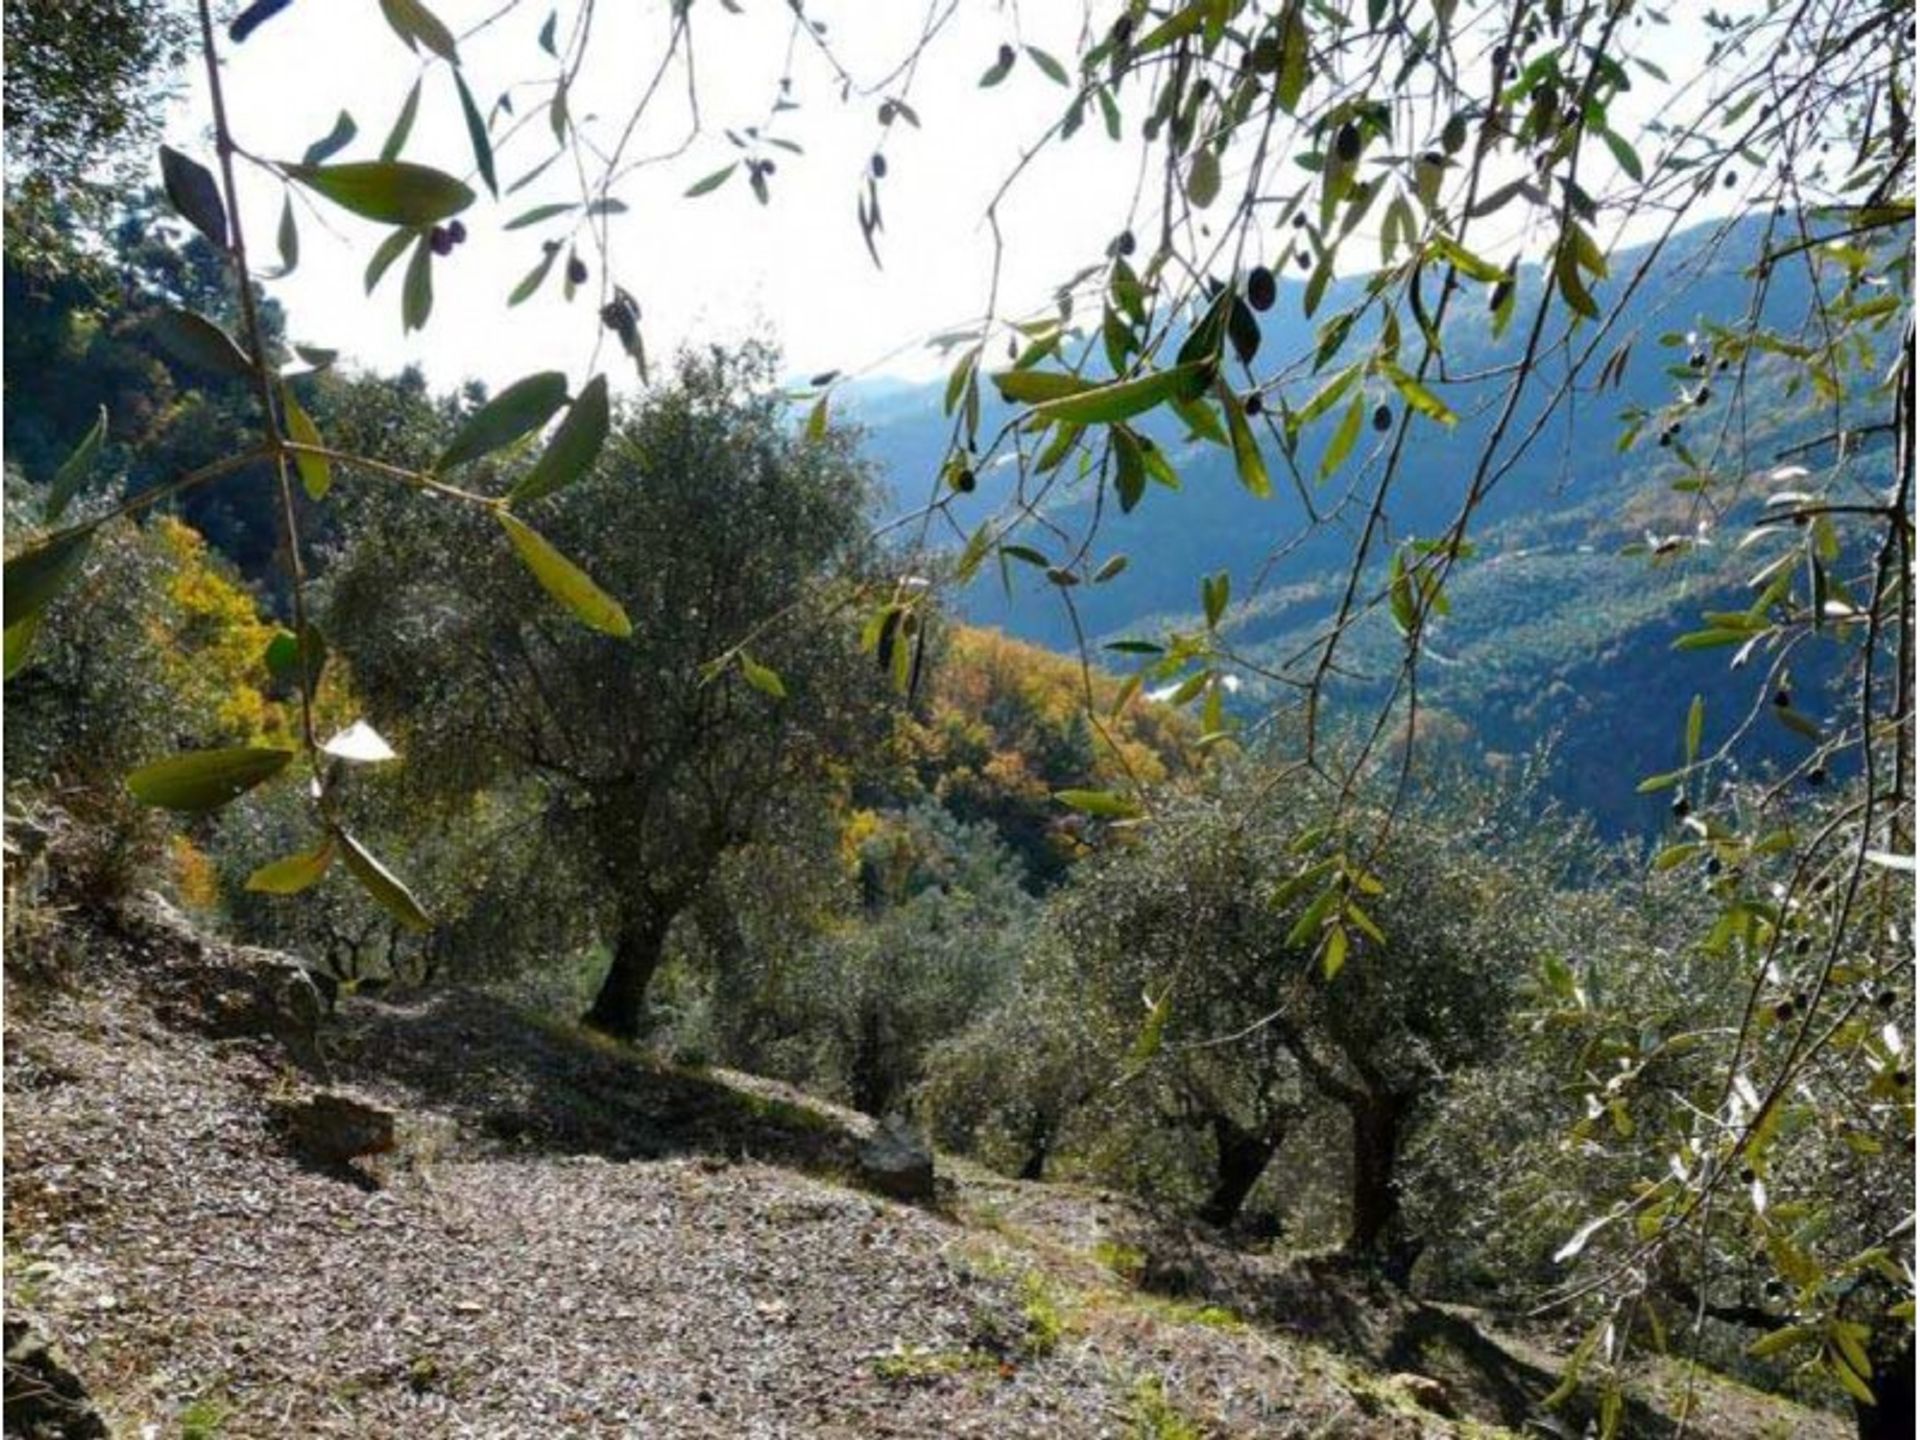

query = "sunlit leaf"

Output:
[[245, 838, 336, 895], [4, 614, 44, 680], [496, 511, 631, 636], [338, 829, 432, 931], [321, 719, 397, 763], [739, 652, 787, 698], [127, 746, 293, 812], [1030, 364, 1210, 425], [286, 159, 473, 226], [280, 383, 331, 500]]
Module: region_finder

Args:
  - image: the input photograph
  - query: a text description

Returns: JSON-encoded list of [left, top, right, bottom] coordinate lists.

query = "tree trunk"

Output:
[[1856, 1332, 1913, 1440], [1200, 1116, 1278, 1228], [582, 905, 673, 1040], [1018, 1115, 1053, 1181], [848, 1005, 892, 1117], [1347, 1093, 1405, 1255]]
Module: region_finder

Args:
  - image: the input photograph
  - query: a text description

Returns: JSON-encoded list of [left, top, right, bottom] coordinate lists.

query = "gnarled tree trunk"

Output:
[[1856, 1331, 1913, 1440], [1347, 1093, 1406, 1256], [1018, 1114, 1054, 1181], [1200, 1115, 1279, 1228], [583, 903, 675, 1040]]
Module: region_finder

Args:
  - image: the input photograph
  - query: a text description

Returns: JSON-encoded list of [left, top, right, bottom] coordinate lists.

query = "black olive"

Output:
[[1774, 688, 1792, 707], [951, 467, 975, 494], [1117, 229, 1137, 257], [1247, 265, 1276, 311], [1896, 1068, 1912, 1087], [1694, 387, 1711, 406], [1806, 766, 1827, 787], [1877, 989, 1898, 1009], [871, 153, 888, 179], [1244, 391, 1263, 416], [878, 101, 896, 125], [1296, 250, 1312, 271], [567, 255, 589, 286], [1372, 403, 1392, 432], [1335, 122, 1361, 162], [1658, 432, 1673, 448], [448, 219, 467, 245], [1739, 1166, 1756, 1184], [429, 225, 452, 257], [1291, 211, 1306, 229], [1724, 169, 1737, 188], [1672, 795, 1691, 819], [1772, 999, 1796, 1022], [1689, 351, 1707, 370], [1706, 856, 1723, 876], [998, 42, 1015, 67], [1793, 935, 1812, 956]]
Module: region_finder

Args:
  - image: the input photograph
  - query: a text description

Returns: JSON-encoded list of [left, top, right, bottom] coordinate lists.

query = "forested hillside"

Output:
[[846, 216, 1877, 833]]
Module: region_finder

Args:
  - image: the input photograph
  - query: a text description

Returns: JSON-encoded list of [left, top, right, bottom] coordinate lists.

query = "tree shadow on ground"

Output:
[[1125, 1225, 1674, 1436], [327, 989, 866, 1182]]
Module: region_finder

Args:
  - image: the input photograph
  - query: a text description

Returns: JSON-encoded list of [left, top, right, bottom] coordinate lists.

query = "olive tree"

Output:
[[323, 343, 887, 1038], [1040, 764, 1536, 1250]]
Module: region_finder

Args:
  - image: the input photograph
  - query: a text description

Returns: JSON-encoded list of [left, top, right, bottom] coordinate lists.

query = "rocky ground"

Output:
[[3, 896, 1852, 1438]]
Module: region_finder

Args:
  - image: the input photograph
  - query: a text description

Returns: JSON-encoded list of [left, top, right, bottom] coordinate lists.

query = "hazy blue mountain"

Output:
[[838, 213, 1885, 834]]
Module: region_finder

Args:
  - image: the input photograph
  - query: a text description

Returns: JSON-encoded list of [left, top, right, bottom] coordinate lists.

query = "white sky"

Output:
[[169, 0, 1142, 393], [166, 1, 1733, 397]]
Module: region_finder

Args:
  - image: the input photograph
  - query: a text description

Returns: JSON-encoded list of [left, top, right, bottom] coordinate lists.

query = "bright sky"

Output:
[[166, 1, 1734, 397], [168, 0, 1140, 393]]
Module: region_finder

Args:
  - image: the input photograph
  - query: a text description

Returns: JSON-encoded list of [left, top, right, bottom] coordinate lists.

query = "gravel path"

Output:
[[3, 904, 1850, 1439]]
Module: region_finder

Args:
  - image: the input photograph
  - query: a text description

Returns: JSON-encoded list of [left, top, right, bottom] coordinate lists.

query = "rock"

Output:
[[272, 1090, 398, 1166], [4, 1317, 109, 1438], [857, 1113, 935, 1203], [1390, 1371, 1454, 1417], [127, 892, 331, 1074]]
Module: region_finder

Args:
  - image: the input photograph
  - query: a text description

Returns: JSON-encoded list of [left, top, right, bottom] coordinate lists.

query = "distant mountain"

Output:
[[838, 214, 1887, 834]]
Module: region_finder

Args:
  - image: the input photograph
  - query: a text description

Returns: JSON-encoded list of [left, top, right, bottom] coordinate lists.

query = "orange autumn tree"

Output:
[[874, 624, 1201, 887]]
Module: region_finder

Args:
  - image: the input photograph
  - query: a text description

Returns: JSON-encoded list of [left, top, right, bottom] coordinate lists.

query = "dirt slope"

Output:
[[3, 898, 1850, 1439]]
